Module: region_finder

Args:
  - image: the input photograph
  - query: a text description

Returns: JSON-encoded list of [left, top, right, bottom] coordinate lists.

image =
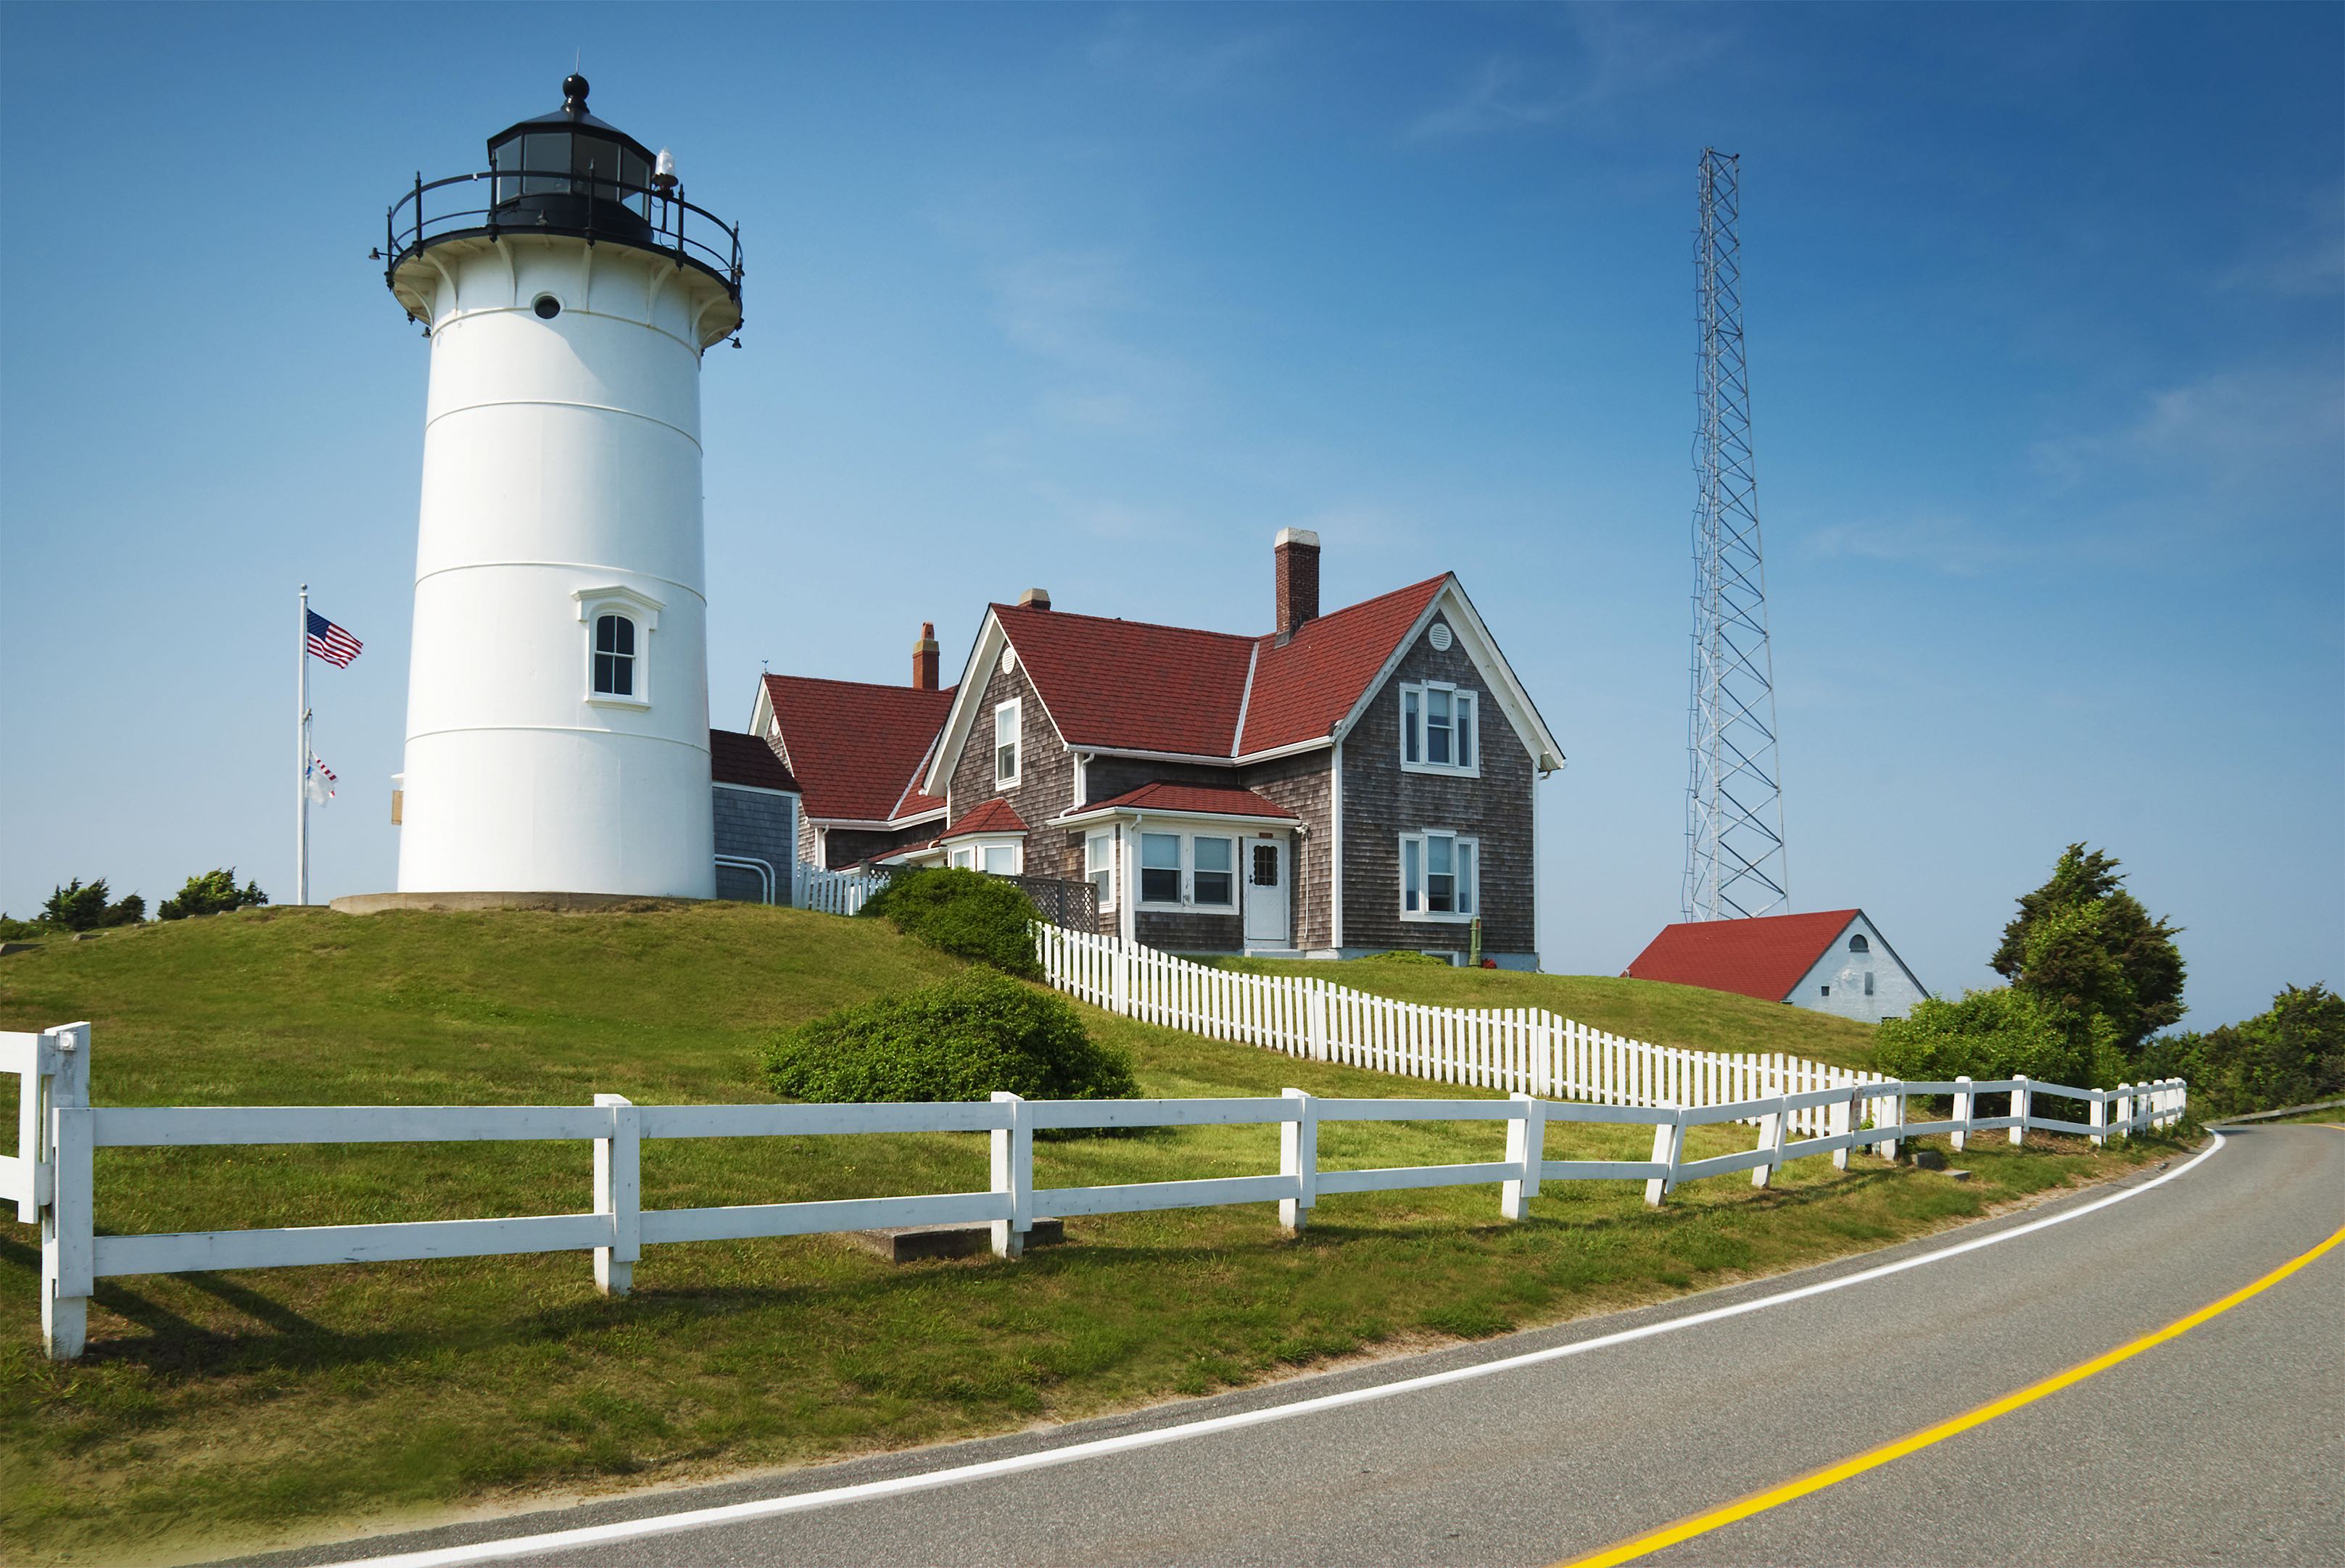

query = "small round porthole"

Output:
[[1428, 621, 1454, 652], [532, 294, 563, 320]]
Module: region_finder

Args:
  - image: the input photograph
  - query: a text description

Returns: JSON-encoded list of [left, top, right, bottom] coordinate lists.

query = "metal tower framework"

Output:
[[1683, 149, 1790, 922]]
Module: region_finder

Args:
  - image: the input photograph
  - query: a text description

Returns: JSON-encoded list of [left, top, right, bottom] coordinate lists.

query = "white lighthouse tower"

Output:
[[384, 75, 740, 897]]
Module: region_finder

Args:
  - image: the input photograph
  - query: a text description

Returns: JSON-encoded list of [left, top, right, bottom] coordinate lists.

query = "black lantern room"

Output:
[[485, 74, 658, 243], [384, 75, 743, 332]]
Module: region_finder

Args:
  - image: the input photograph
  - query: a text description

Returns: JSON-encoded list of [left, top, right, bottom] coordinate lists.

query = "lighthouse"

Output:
[[382, 75, 741, 897]]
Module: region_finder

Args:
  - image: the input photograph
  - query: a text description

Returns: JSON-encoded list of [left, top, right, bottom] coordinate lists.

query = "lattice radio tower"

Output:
[[1682, 149, 1790, 921]]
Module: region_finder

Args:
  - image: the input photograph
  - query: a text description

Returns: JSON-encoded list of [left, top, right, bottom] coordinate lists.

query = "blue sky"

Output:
[[2, 3, 2337, 1026]]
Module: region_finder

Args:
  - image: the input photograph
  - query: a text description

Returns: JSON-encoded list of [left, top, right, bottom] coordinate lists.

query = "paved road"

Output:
[[247, 1124, 2344, 1568]]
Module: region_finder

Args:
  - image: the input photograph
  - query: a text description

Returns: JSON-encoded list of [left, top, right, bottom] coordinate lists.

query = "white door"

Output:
[[1243, 838, 1289, 947]]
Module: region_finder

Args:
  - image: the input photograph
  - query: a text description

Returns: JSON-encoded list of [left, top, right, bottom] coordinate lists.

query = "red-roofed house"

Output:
[[749, 531, 1565, 965], [1623, 909, 1929, 1024]]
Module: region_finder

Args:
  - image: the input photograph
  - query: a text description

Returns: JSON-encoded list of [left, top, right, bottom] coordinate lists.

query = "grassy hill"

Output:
[[0, 905, 2173, 1564], [1217, 957, 1884, 1071]]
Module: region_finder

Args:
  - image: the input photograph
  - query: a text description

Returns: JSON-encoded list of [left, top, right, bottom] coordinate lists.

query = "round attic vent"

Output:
[[1000, 647, 1017, 678], [1428, 622, 1454, 652]]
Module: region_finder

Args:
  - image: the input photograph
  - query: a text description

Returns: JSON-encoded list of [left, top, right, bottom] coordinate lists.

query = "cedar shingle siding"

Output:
[[1339, 617, 1536, 958], [711, 785, 795, 901], [947, 657, 1079, 881]]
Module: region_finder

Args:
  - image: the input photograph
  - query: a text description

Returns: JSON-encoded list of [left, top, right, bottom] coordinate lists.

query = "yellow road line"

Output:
[[1555, 1205, 2345, 1567]]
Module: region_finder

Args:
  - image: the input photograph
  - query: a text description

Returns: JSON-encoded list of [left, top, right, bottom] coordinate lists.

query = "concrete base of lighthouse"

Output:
[[331, 891, 702, 916]]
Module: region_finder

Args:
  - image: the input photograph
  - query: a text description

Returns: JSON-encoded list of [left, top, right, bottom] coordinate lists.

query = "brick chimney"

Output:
[[912, 621, 940, 690], [1018, 587, 1052, 610], [1275, 528, 1321, 639]]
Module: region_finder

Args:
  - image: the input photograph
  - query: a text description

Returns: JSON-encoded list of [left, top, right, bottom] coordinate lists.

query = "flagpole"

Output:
[[297, 584, 310, 906]]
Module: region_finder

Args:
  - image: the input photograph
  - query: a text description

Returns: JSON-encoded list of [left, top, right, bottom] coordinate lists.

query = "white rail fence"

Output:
[[1039, 926, 1908, 1134], [7, 1024, 2185, 1361], [795, 862, 890, 916]]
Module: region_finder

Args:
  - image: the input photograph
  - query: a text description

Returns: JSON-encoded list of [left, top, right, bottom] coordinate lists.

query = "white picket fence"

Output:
[[7, 1024, 2187, 1361], [1038, 926, 1910, 1136], [796, 862, 890, 916]]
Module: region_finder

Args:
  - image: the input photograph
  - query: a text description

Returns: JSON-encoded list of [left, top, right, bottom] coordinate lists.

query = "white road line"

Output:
[[316, 1135, 2228, 1567]]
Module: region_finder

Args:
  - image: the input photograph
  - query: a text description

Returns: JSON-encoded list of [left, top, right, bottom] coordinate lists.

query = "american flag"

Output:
[[305, 752, 338, 804], [306, 610, 363, 668]]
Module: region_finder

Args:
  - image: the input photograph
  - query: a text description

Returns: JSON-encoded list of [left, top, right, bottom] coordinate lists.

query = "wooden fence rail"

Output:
[[4, 1025, 2187, 1361]]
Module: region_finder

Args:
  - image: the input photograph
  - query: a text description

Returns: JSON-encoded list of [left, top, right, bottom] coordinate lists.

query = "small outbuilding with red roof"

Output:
[[1623, 908, 1928, 1024]]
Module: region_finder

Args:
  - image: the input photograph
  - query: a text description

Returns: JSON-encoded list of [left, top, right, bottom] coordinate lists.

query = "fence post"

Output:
[[990, 1092, 1031, 1258], [1751, 1096, 1789, 1188], [1951, 1076, 1972, 1153], [2088, 1090, 2106, 1149], [41, 1022, 92, 1362], [1874, 1085, 1905, 1162], [1113, 944, 1132, 1018], [592, 1093, 640, 1296], [1502, 1092, 1544, 1219], [1831, 1085, 1858, 1171], [1279, 1087, 1318, 1233], [2011, 1075, 2030, 1145], [1307, 982, 1330, 1063], [1645, 1107, 1683, 1207]]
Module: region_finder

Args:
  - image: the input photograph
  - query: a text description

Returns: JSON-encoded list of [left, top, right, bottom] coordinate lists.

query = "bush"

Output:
[[2138, 984, 2345, 1119], [1874, 985, 2128, 1091], [858, 867, 1041, 979], [40, 878, 144, 931], [764, 968, 1138, 1105], [158, 868, 269, 921], [0, 914, 50, 941], [1347, 950, 1450, 967]]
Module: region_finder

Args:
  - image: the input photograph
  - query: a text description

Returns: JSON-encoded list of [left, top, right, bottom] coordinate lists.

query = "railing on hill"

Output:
[[4, 1024, 2187, 1361], [1001, 876, 1099, 934], [1037, 927, 1926, 1132], [795, 863, 891, 916]]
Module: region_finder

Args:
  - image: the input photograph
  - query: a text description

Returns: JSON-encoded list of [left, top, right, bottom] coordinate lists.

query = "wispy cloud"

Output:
[[982, 246, 1194, 434], [1085, 11, 1296, 99], [2215, 195, 2345, 298], [1803, 515, 2028, 577], [2030, 364, 2345, 494], [1407, 7, 1732, 142]]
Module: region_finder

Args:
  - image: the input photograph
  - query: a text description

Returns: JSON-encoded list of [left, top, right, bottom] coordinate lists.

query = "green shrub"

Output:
[[858, 867, 1041, 979], [40, 877, 145, 931], [159, 868, 269, 921], [0, 914, 50, 941], [1874, 985, 2127, 1091], [2138, 984, 2345, 1118], [1347, 950, 1451, 967], [764, 968, 1138, 1105]]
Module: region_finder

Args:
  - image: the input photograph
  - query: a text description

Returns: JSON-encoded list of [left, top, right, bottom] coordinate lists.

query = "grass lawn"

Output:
[[1217, 954, 1885, 1070], [0, 905, 2185, 1565]]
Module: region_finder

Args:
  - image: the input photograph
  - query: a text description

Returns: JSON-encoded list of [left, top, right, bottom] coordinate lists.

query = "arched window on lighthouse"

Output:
[[594, 615, 637, 697], [574, 584, 663, 709]]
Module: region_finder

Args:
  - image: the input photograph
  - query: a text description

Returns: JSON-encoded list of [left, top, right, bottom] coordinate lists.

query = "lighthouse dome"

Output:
[[483, 74, 658, 244]]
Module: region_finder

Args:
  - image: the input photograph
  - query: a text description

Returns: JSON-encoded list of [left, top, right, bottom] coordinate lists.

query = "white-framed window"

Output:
[[982, 842, 1019, 876], [1086, 831, 1116, 911], [1192, 836, 1236, 907], [574, 585, 662, 708], [1136, 829, 1245, 910], [1140, 832, 1182, 905], [952, 847, 975, 871], [994, 699, 1021, 788], [593, 613, 637, 697], [1400, 681, 1477, 775], [1399, 829, 1478, 921]]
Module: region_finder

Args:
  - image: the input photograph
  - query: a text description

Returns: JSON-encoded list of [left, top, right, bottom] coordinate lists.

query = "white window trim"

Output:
[[994, 697, 1022, 790], [1085, 830, 1117, 912], [574, 585, 663, 710], [1398, 829, 1481, 923], [1135, 827, 1242, 913], [1399, 681, 1479, 777]]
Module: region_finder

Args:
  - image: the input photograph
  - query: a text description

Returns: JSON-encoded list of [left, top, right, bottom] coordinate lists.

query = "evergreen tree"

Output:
[[158, 868, 269, 921], [1991, 845, 2184, 1058], [39, 878, 146, 931]]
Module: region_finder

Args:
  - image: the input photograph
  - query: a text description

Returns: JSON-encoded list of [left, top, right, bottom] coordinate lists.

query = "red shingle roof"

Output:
[[1239, 576, 1449, 752], [708, 729, 799, 794], [1622, 910, 1864, 1003], [764, 674, 955, 824], [939, 799, 1029, 839], [995, 604, 1257, 755], [1078, 782, 1299, 820]]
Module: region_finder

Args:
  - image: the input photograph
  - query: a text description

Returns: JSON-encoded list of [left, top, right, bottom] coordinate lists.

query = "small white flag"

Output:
[[305, 752, 338, 805]]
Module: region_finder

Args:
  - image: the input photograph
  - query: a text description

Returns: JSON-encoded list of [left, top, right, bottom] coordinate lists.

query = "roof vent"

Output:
[[1019, 587, 1051, 610]]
